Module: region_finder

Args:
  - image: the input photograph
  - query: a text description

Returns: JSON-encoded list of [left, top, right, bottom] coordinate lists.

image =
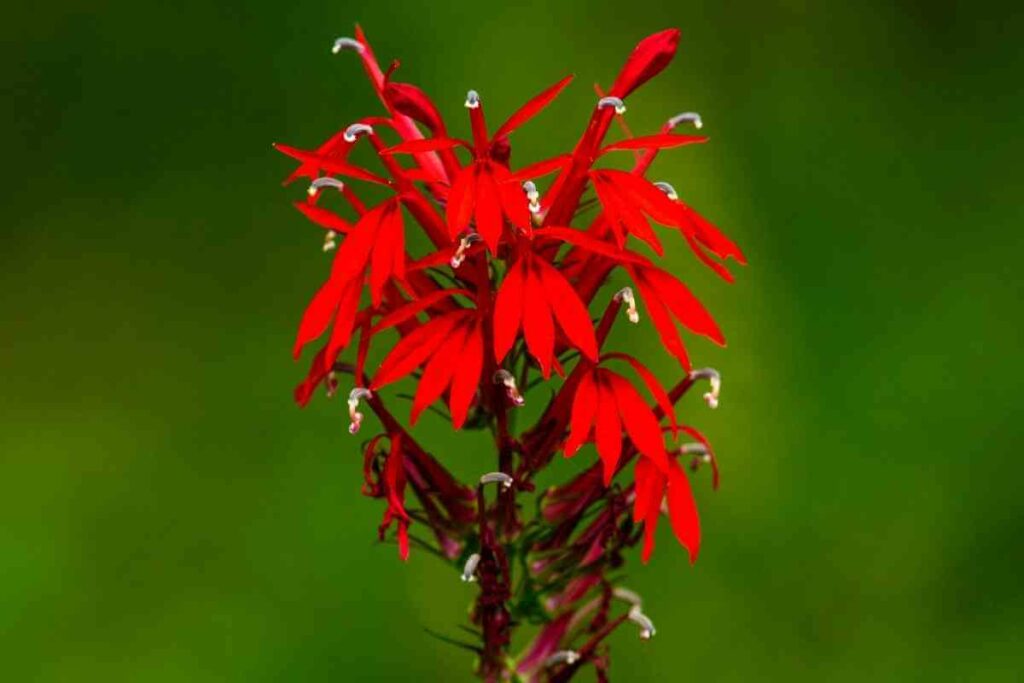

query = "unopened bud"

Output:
[[689, 368, 721, 409], [347, 387, 372, 434], [493, 369, 525, 406], [480, 471, 514, 491], [597, 96, 627, 115], [461, 553, 481, 582], [614, 287, 639, 324]]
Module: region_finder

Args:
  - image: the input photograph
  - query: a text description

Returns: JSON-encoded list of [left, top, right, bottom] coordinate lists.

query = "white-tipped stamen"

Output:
[[325, 371, 339, 398], [613, 587, 643, 608], [667, 111, 703, 130], [465, 89, 481, 109], [480, 471, 514, 491], [628, 605, 656, 640], [679, 442, 709, 458], [653, 181, 679, 201], [450, 233, 482, 269], [308, 177, 345, 196], [347, 387, 373, 434], [522, 180, 542, 215], [544, 650, 581, 667], [331, 37, 365, 54], [614, 287, 640, 324], [493, 369, 525, 407], [597, 96, 627, 115], [322, 230, 338, 252], [343, 123, 374, 143], [689, 367, 721, 409], [461, 553, 481, 582]]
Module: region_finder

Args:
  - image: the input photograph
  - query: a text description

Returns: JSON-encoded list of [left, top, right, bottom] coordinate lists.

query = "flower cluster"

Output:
[[278, 25, 744, 682]]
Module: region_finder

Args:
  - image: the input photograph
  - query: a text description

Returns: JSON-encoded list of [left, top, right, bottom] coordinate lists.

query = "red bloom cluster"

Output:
[[278, 24, 743, 681]]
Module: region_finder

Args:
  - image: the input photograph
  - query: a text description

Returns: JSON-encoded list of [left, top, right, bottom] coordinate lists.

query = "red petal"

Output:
[[635, 458, 666, 564], [493, 257, 525, 363], [675, 199, 747, 264], [294, 346, 329, 407], [369, 202, 403, 306], [521, 262, 555, 378], [372, 311, 466, 388], [492, 74, 574, 141], [328, 204, 384, 283], [507, 154, 572, 182], [593, 373, 623, 484], [273, 144, 391, 186], [372, 289, 470, 334], [564, 371, 598, 456], [629, 266, 691, 370], [293, 202, 352, 232], [603, 352, 678, 436], [384, 81, 446, 134], [445, 164, 476, 238], [492, 163, 531, 230], [410, 322, 467, 425], [293, 276, 345, 358], [644, 266, 724, 345], [384, 137, 469, 155], [682, 425, 720, 490], [474, 164, 504, 254], [323, 277, 363, 369], [667, 463, 701, 563], [534, 258, 598, 361], [608, 372, 669, 473], [601, 134, 707, 153], [448, 321, 484, 429], [534, 227, 647, 265], [609, 29, 681, 99]]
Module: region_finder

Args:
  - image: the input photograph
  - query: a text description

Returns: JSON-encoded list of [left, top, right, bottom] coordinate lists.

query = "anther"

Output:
[[612, 587, 643, 608], [450, 233, 482, 269], [689, 368, 721, 409], [493, 369, 525, 406], [667, 111, 703, 130], [597, 96, 627, 115], [461, 553, 481, 582], [464, 90, 480, 109], [653, 181, 678, 201], [331, 37, 365, 54], [614, 287, 640, 324], [343, 123, 374, 143], [544, 650, 581, 667], [480, 471, 514, 491], [347, 387, 372, 434], [322, 230, 337, 252], [522, 181, 542, 215], [307, 177, 345, 196], [628, 605, 656, 640], [680, 442, 711, 471]]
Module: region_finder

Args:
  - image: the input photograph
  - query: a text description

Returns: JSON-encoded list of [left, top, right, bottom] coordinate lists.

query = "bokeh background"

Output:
[[3, 0, 1022, 680]]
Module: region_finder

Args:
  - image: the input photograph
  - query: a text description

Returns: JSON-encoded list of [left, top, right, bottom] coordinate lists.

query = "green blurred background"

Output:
[[3, 0, 1022, 680]]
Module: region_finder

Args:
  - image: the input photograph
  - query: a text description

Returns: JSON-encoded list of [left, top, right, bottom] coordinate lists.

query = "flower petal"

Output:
[[448, 320, 484, 429], [410, 322, 468, 425], [492, 74, 574, 141], [493, 257, 525, 363], [608, 372, 669, 473], [521, 261, 555, 378], [667, 463, 701, 563], [564, 371, 598, 457], [473, 164, 504, 253], [445, 164, 476, 238], [593, 374, 623, 484], [293, 201, 352, 232], [601, 133, 707, 154], [384, 81, 446, 134], [534, 258, 598, 361], [372, 311, 467, 389]]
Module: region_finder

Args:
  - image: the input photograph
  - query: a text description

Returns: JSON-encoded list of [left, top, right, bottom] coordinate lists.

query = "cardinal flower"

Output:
[[634, 455, 700, 564]]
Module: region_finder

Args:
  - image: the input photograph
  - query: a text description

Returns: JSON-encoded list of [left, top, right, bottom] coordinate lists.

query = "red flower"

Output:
[[363, 434, 411, 561], [634, 455, 700, 564]]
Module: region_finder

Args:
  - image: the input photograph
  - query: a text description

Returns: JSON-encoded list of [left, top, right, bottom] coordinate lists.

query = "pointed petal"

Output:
[[293, 276, 345, 358], [384, 81, 446, 134], [609, 29, 681, 99], [667, 463, 701, 563], [521, 262, 555, 378], [534, 227, 647, 265], [603, 352, 678, 436], [493, 74, 574, 141], [410, 323, 467, 425], [293, 201, 352, 232], [564, 371, 598, 456], [534, 258, 598, 361], [273, 144, 391, 185], [629, 266, 691, 370], [493, 257, 525, 362], [294, 346, 329, 407], [645, 266, 724, 345], [371, 289, 470, 334], [369, 202, 402, 306], [474, 165, 504, 253], [608, 372, 669, 473], [593, 374, 623, 484], [635, 458, 666, 564], [601, 133, 707, 153], [384, 137, 470, 155], [507, 154, 572, 182], [449, 321, 484, 429], [323, 278, 363, 369], [445, 164, 476, 238], [372, 311, 466, 388], [492, 163, 531, 231]]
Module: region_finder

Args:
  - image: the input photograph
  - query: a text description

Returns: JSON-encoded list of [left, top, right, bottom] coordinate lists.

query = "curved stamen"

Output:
[[464, 89, 480, 109], [307, 177, 345, 196], [480, 471, 514, 491], [461, 553, 481, 582], [522, 180, 542, 215], [689, 367, 721, 409], [493, 369, 525, 406], [612, 586, 643, 608], [331, 37, 365, 55], [322, 229, 338, 252], [614, 287, 640, 324], [450, 233, 482, 269], [653, 181, 678, 201], [343, 123, 374, 143], [597, 96, 627, 115], [628, 605, 656, 640], [347, 387, 373, 434], [544, 650, 581, 667], [667, 111, 703, 130]]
